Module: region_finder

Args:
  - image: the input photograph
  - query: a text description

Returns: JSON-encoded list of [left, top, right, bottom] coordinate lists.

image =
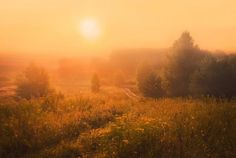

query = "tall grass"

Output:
[[0, 93, 235, 158]]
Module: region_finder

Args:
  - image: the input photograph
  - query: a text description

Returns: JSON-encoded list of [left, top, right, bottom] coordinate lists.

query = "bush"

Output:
[[137, 63, 165, 98], [16, 63, 51, 99]]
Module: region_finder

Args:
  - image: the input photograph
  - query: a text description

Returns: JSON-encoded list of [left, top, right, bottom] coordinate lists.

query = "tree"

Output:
[[190, 55, 236, 98], [91, 73, 100, 93], [137, 63, 164, 98], [163, 32, 204, 97], [16, 63, 51, 99]]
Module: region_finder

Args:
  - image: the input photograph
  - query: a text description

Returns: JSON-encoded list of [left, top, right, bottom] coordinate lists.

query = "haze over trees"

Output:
[[9, 32, 236, 99], [0, 31, 236, 158], [190, 55, 236, 98], [1, 0, 236, 156], [137, 32, 236, 99], [163, 32, 204, 97], [16, 63, 51, 99]]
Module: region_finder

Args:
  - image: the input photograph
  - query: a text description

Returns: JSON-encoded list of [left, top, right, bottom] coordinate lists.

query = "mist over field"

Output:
[[1, 1, 236, 158], [1, 32, 236, 158]]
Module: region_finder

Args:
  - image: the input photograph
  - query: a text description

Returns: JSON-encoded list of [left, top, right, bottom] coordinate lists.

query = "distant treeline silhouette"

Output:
[[14, 32, 236, 99], [137, 32, 236, 98]]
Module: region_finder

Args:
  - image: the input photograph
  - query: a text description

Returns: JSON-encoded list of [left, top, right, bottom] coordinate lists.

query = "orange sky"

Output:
[[1, 0, 236, 55]]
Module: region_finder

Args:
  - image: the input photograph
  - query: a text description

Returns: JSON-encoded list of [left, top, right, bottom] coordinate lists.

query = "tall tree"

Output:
[[163, 32, 204, 96]]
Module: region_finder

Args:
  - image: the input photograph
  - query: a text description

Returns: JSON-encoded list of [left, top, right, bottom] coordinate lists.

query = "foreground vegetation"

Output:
[[1, 32, 236, 158], [1, 91, 236, 158]]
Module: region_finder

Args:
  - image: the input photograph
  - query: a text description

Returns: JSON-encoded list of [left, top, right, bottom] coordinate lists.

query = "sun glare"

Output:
[[79, 19, 101, 41]]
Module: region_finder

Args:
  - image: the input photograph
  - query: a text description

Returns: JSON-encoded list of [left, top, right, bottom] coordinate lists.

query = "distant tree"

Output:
[[190, 55, 236, 98], [137, 63, 164, 98], [16, 63, 51, 99], [163, 32, 204, 97], [91, 73, 100, 93]]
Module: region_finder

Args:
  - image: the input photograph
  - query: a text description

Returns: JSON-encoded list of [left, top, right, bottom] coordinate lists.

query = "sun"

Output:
[[79, 19, 101, 41]]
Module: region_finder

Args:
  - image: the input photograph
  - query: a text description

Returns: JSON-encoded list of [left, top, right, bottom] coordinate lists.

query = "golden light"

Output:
[[79, 18, 101, 41]]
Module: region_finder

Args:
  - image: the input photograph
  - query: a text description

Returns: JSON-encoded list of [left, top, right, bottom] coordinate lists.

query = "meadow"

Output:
[[1, 32, 236, 158], [1, 0, 236, 157], [1, 88, 236, 158]]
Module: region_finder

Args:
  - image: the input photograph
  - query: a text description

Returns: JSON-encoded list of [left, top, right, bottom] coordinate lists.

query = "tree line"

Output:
[[14, 32, 236, 99], [15, 63, 101, 99], [137, 32, 236, 98]]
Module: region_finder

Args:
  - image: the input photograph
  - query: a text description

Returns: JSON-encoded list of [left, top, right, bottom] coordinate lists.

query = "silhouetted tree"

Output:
[[16, 63, 50, 99], [91, 73, 100, 93], [163, 32, 204, 96], [190, 55, 236, 98], [137, 63, 164, 98]]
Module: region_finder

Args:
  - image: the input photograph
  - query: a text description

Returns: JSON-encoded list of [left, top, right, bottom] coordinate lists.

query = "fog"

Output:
[[1, 0, 236, 55]]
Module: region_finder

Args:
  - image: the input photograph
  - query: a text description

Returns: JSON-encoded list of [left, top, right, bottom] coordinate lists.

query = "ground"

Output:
[[0, 87, 236, 158]]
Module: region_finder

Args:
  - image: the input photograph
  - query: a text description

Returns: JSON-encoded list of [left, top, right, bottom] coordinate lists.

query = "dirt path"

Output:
[[123, 88, 139, 100]]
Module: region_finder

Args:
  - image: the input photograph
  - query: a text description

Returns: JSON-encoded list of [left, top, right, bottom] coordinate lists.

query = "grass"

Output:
[[0, 90, 236, 158]]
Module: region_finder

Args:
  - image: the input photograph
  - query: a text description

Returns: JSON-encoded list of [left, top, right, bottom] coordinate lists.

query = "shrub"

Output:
[[137, 63, 164, 98], [16, 63, 51, 99]]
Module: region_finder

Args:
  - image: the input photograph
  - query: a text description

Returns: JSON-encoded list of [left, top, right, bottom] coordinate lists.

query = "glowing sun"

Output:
[[79, 19, 101, 41]]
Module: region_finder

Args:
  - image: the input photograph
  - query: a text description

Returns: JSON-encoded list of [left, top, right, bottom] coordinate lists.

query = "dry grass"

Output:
[[0, 90, 236, 158]]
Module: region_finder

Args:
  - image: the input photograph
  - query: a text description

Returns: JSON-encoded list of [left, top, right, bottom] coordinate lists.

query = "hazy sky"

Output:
[[1, 0, 236, 55]]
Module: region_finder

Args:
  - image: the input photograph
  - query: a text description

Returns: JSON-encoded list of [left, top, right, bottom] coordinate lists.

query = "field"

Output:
[[1, 88, 236, 158], [2, 1, 236, 157]]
